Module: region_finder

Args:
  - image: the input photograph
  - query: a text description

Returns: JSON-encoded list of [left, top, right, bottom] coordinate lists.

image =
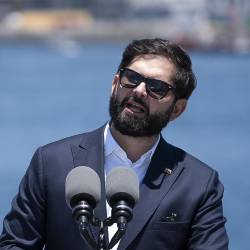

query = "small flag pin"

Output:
[[164, 168, 172, 175]]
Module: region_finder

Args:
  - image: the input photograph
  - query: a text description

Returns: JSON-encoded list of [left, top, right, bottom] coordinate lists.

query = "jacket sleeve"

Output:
[[0, 147, 46, 249], [188, 170, 229, 250]]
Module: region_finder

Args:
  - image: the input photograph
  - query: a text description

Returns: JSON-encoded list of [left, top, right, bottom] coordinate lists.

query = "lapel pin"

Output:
[[164, 168, 172, 175]]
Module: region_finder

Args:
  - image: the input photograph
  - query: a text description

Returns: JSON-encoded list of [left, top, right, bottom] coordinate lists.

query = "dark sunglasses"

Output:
[[119, 68, 175, 100]]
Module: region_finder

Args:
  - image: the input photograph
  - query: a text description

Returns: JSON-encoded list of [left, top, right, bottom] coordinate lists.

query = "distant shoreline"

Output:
[[0, 10, 249, 53]]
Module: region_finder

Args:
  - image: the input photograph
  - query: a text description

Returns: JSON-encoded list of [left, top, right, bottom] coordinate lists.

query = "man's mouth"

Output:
[[124, 100, 148, 114]]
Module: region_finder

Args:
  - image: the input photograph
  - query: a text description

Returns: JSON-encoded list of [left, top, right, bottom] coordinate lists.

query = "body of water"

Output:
[[0, 41, 249, 249]]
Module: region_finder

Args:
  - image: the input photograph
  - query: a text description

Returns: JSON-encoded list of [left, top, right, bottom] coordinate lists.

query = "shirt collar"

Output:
[[104, 123, 160, 162]]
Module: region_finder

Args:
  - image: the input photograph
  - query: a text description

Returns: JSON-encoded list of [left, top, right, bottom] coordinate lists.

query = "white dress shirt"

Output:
[[103, 123, 160, 249]]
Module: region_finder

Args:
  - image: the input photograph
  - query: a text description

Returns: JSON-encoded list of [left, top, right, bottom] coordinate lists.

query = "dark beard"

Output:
[[109, 94, 175, 137]]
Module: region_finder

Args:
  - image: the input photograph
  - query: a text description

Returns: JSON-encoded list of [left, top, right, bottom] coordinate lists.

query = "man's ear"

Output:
[[111, 74, 120, 93], [170, 99, 187, 121]]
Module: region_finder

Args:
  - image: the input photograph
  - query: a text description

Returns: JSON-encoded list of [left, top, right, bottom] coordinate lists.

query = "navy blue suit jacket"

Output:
[[0, 125, 229, 249]]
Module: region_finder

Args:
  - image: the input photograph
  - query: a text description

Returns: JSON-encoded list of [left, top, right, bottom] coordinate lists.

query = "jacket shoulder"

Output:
[[40, 125, 105, 153], [166, 141, 218, 177]]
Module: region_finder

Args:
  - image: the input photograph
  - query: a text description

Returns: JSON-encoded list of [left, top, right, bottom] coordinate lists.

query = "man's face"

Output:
[[109, 55, 186, 137]]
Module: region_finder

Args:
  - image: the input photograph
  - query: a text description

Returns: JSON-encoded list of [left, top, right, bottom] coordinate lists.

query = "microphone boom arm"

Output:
[[108, 225, 126, 250], [78, 220, 97, 250]]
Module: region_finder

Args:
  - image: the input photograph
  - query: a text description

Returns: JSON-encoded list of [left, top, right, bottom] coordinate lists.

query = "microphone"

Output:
[[106, 167, 139, 249], [65, 166, 101, 249]]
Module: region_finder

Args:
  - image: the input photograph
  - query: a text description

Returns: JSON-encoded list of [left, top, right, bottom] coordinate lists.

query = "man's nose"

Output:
[[132, 81, 147, 98]]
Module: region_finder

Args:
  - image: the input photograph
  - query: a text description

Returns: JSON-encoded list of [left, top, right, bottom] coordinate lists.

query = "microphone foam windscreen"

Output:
[[106, 166, 139, 206], [65, 166, 101, 208]]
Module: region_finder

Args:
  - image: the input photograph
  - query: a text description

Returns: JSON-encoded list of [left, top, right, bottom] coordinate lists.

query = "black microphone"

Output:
[[106, 167, 139, 249], [65, 166, 101, 249]]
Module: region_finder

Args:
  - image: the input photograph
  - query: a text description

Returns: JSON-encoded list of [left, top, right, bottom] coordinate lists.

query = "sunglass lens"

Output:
[[123, 69, 141, 86], [147, 80, 168, 99]]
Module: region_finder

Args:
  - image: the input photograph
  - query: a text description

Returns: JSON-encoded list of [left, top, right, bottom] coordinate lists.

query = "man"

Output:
[[0, 38, 229, 249]]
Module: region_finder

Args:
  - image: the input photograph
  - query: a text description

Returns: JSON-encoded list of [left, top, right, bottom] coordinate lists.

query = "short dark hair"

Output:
[[118, 38, 197, 99]]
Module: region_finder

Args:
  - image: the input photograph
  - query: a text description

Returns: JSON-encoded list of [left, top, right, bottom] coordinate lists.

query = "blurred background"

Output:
[[0, 1, 249, 249], [1, 0, 250, 51]]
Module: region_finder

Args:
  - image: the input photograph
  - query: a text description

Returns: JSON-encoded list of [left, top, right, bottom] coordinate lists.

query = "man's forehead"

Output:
[[127, 54, 176, 81]]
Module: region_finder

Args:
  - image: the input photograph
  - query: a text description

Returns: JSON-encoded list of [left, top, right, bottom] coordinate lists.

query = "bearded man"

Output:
[[0, 38, 229, 250]]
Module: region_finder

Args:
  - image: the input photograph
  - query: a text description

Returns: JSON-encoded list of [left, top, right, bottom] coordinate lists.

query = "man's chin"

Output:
[[109, 94, 169, 137], [113, 117, 153, 137]]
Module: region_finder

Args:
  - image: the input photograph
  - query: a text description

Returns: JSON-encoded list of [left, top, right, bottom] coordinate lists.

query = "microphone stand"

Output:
[[78, 220, 97, 250], [78, 216, 111, 250], [78, 216, 109, 250], [96, 220, 108, 250], [107, 223, 126, 250], [106, 200, 133, 249], [77, 209, 130, 250]]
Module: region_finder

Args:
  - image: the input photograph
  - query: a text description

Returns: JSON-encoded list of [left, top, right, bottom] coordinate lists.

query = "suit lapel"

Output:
[[118, 138, 186, 250], [70, 128, 186, 249], [70, 125, 108, 243]]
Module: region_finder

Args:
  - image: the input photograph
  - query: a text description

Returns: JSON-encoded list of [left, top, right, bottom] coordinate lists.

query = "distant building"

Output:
[[208, 0, 250, 20]]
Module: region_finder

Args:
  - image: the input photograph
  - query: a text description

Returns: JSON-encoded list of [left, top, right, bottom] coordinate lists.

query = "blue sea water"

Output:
[[0, 41, 249, 249]]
